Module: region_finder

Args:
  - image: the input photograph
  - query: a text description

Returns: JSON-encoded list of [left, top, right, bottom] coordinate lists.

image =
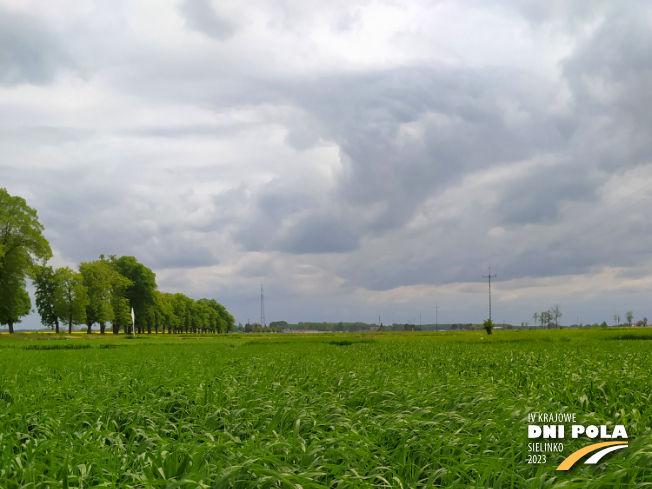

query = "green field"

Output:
[[0, 329, 651, 488]]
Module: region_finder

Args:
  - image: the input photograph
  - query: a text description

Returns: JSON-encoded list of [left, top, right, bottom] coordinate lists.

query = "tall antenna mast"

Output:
[[482, 267, 497, 321], [260, 284, 266, 327]]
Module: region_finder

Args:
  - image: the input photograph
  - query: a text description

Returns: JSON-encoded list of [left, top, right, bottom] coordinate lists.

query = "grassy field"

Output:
[[0, 329, 651, 488]]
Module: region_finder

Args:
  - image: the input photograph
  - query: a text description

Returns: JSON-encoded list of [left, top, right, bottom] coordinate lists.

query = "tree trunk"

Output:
[[100, 322, 106, 334], [113, 322, 120, 334], [55, 319, 60, 334], [68, 319, 72, 334], [8, 320, 14, 334], [87, 323, 92, 334]]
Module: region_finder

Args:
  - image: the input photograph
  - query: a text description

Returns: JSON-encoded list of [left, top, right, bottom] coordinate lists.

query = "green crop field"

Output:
[[0, 329, 651, 488]]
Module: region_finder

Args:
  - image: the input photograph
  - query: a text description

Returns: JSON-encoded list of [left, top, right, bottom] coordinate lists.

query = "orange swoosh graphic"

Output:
[[557, 441, 628, 470]]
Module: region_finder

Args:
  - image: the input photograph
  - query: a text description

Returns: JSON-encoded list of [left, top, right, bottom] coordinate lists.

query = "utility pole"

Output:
[[260, 284, 266, 328], [435, 304, 439, 332], [482, 267, 497, 321]]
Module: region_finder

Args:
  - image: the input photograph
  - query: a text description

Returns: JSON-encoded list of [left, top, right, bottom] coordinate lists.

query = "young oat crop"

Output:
[[0, 330, 651, 488]]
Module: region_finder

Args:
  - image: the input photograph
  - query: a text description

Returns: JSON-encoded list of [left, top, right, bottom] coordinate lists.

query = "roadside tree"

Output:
[[110, 256, 157, 334], [80, 257, 132, 334], [0, 188, 52, 333], [54, 267, 89, 334], [34, 266, 62, 333], [0, 259, 31, 333]]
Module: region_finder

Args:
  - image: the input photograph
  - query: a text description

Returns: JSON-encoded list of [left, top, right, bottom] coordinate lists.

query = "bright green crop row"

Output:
[[0, 329, 651, 488]]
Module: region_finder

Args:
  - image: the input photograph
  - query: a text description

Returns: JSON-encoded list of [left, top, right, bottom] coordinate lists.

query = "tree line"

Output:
[[0, 188, 234, 334]]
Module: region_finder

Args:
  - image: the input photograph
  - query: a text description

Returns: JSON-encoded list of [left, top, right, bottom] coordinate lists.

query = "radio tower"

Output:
[[260, 284, 266, 327]]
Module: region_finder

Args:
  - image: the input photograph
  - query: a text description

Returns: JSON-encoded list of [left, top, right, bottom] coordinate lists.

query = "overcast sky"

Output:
[[3, 0, 652, 328]]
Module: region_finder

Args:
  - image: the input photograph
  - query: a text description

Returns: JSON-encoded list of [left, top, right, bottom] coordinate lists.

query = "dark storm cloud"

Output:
[[0, 6, 72, 85], [561, 8, 652, 172], [179, 0, 237, 41], [496, 163, 600, 226], [226, 65, 570, 256], [276, 213, 359, 254]]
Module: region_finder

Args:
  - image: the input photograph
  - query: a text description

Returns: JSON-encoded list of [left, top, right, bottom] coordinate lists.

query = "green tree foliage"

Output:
[[483, 318, 494, 335], [197, 298, 234, 333], [54, 267, 89, 334], [540, 310, 552, 329], [0, 188, 52, 332], [110, 277, 132, 335], [0, 258, 31, 333], [110, 256, 157, 334], [171, 293, 189, 333], [626, 311, 634, 326], [34, 266, 62, 333], [0, 188, 52, 275], [550, 304, 562, 329], [180, 294, 194, 333], [153, 291, 175, 334], [80, 258, 132, 334], [79, 260, 114, 334]]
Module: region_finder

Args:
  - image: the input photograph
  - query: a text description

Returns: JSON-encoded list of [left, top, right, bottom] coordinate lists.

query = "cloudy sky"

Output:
[[3, 0, 652, 328]]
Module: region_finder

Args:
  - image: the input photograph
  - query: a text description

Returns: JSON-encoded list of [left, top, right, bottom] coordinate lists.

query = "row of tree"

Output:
[[531, 305, 563, 329], [0, 188, 234, 334]]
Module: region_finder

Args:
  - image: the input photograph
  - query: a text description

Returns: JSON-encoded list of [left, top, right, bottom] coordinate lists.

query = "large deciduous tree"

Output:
[[80, 258, 132, 334], [0, 258, 31, 333], [0, 188, 52, 332], [171, 293, 189, 333], [34, 266, 62, 333], [110, 256, 157, 334], [197, 298, 235, 333], [54, 267, 89, 334]]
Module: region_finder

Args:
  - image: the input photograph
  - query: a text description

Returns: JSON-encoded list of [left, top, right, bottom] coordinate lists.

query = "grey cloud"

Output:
[[284, 68, 567, 229], [0, 7, 72, 85], [276, 213, 359, 254], [209, 65, 584, 262], [497, 163, 600, 226], [179, 0, 237, 41], [29, 171, 220, 270]]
